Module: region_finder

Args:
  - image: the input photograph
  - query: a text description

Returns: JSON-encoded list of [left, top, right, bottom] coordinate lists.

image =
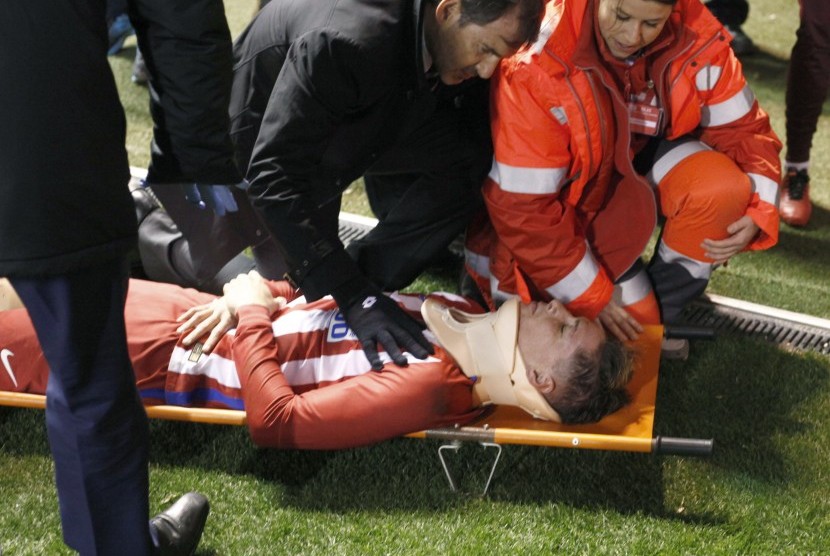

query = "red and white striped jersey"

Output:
[[0, 279, 484, 450]]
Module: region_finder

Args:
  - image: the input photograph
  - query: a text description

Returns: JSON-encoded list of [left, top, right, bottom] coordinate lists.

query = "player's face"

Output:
[[428, 0, 525, 85], [597, 0, 673, 59], [517, 300, 606, 391]]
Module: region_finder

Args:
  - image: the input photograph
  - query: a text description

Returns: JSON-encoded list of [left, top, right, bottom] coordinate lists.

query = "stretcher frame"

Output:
[[0, 326, 712, 494]]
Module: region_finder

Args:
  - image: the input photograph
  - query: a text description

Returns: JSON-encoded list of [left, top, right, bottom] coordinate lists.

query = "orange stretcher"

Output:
[[0, 325, 711, 493]]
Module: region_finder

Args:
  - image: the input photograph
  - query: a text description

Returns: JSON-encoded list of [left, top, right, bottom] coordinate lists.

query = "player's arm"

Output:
[[232, 306, 479, 449]]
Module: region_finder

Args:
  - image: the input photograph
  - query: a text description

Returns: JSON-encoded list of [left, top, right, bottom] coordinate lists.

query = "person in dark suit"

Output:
[[0, 0, 237, 553]]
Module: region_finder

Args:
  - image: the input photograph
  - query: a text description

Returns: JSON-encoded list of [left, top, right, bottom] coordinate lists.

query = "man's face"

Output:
[[429, 0, 526, 85], [517, 300, 606, 393], [597, 0, 673, 59]]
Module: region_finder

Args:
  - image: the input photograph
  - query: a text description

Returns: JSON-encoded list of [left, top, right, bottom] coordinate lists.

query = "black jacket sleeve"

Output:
[[129, 0, 243, 184], [245, 31, 390, 300]]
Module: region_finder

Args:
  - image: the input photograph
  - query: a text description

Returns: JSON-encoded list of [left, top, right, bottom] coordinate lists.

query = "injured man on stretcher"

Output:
[[0, 269, 633, 450]]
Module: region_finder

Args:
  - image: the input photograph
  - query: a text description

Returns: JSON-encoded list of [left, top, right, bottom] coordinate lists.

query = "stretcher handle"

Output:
[[652, 436, 714, 457], [663, 325, 716, 340]]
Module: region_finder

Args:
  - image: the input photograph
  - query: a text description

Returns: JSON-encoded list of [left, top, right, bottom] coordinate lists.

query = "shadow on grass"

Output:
[[3, 335, 825, 526], [656, 335, 829, 483], [780, 203, 830, 235], [738, 49, 789, 94]]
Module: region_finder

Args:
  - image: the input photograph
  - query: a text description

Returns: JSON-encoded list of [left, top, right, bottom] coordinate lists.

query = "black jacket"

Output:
[[129, 0, 242, 185], [230, 0, 444, 301], [0, 0, 136, 277]]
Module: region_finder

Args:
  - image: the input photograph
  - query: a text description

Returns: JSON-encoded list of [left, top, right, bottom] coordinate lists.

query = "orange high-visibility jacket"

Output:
[[475, 0, 781, 319]]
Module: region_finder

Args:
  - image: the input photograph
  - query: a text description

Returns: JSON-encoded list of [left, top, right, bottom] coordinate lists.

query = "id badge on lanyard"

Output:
[[628, 101, 663, 136]]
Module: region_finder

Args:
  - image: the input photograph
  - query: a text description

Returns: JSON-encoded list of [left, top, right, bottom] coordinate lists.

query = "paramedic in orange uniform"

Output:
[[464, 0, 781, 342], [0, 273, 632, 449]]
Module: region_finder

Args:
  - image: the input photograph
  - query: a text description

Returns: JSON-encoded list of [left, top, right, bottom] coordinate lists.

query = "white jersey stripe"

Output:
[[168, 346, 241, 388], [280, 352, 442, 386], [271, 307, 337, 336]]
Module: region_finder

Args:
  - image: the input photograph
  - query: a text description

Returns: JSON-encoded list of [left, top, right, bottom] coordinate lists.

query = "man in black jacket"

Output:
[[0, 1, 236, 553], [227, 0, 543, 371]]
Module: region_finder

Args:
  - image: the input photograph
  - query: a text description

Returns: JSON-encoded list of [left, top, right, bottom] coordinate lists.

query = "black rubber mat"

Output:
[[679, 299, 830, 356]]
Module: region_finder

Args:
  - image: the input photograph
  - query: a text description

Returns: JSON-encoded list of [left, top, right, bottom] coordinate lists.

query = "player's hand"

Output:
[[177, 297, 237, 354], [598, 300, 644, 342], [342, 290, 434, 371], [701, 215, 759, 264], [222, 270, 283, 315], [177, 271, 285, 353]]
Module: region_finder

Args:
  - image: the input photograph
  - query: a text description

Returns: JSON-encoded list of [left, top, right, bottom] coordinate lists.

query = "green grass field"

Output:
[[2, 1, 829, 553]]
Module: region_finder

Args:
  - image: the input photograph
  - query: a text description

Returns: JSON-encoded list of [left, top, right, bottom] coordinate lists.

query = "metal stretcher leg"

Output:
[[437, 440, 503, 496]]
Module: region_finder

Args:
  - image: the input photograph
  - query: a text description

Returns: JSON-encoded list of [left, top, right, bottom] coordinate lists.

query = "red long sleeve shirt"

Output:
[[0, 279, 481, 450]]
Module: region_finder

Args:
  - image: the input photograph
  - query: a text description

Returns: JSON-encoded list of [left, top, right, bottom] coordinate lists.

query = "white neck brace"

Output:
[[421, 298, 561, 421]]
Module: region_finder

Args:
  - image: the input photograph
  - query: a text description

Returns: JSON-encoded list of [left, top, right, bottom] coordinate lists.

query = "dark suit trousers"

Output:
[[10, 257, 154, 555]]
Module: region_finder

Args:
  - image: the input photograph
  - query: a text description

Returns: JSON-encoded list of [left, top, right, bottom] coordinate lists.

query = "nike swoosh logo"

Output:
[[1, 348, 17, 388]]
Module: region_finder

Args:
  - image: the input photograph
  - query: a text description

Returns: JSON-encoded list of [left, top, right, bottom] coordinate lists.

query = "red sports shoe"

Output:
[[779, 169, 812, 227]]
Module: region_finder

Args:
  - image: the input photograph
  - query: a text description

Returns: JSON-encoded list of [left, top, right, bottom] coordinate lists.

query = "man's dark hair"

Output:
[[545, 337, 634, 424], [458, 0, 544, 45]]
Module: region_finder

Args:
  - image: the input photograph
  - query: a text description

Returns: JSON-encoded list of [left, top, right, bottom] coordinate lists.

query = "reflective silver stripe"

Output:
[[550, 106, 568, 125], [657, 242, 713, 280], [543, 246, 600, 303], [528, 16, 554, 56], [646, 140, 711, 186], [612, 268, 653, 306], [700, 84, 755, 127], [489, 160, 568, 194], [490, 277, 519, 305], [695, 64, 723, 92], [748, 172, 780, 207], [464, 248, 490, 278]]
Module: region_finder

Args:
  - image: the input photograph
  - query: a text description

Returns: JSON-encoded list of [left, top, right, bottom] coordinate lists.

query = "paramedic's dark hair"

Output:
[[457, 0, 544, 45], [545, 337, 634, 424]]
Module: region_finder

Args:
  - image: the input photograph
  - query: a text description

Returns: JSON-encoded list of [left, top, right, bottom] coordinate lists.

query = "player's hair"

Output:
[[544, 337, 634, 424], [456, 0, 545, 45]]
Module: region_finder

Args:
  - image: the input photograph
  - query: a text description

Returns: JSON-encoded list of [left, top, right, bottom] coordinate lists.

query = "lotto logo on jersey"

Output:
[[327, 311, 357, 342]]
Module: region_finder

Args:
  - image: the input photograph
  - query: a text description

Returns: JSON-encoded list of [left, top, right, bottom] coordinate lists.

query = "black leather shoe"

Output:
[[150, 492, 210, 556]]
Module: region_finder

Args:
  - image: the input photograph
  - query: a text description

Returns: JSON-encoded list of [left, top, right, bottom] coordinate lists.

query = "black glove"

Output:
[[340, 287, 434, 371]]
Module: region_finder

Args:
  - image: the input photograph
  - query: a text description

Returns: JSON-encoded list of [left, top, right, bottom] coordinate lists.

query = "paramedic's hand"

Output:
[[177, 297, 236, 354], [342, 290, 434, 371], [598, 300, 643, 342], [222, 271, 285, 315], [701, 215, 759, 264]]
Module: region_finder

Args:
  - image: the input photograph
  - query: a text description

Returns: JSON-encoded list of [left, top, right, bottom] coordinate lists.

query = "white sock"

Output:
[[785, 160, 810, 173]]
